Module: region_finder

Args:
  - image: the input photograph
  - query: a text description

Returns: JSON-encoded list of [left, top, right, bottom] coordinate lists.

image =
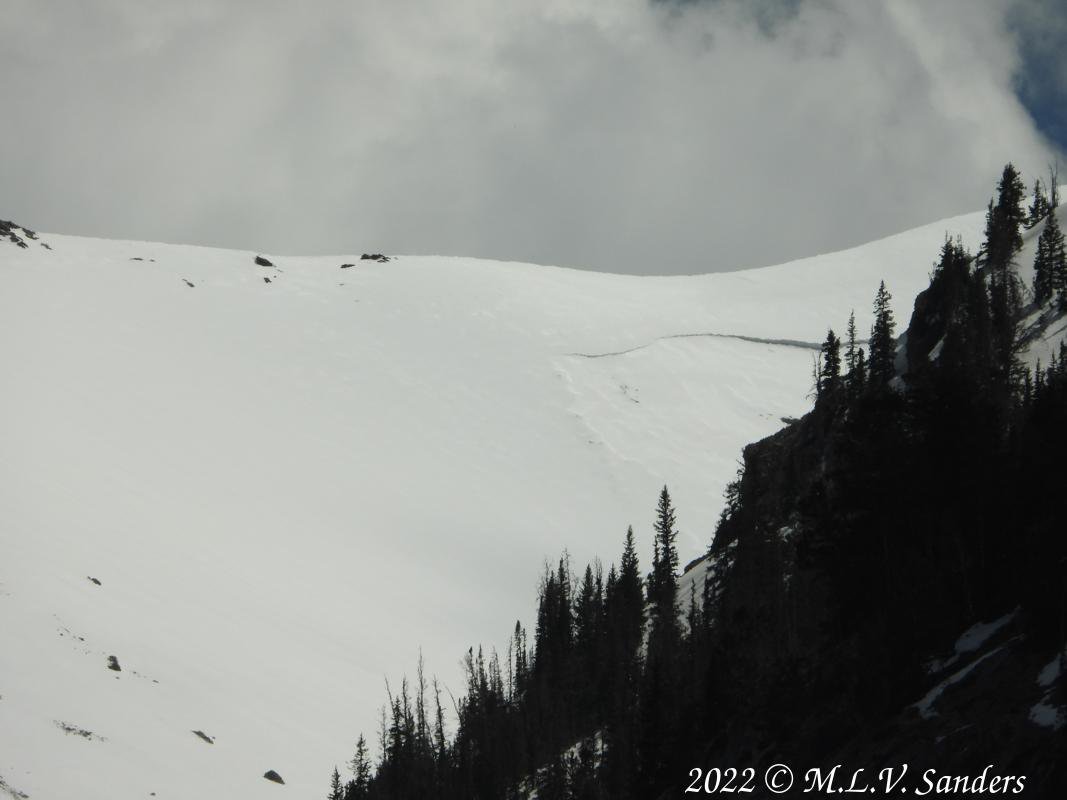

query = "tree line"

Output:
[[325, 164, 1067, 798]]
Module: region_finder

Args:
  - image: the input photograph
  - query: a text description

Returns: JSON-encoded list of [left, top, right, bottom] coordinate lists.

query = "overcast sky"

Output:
[[2, 0, 1064, 274]]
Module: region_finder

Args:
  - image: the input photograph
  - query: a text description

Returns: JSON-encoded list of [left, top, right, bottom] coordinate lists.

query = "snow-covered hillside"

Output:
[[0, 207, 1004, 799]]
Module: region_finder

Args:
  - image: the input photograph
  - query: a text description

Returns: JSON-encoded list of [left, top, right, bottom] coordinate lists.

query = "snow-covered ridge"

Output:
[[0, 206, 995, 799]]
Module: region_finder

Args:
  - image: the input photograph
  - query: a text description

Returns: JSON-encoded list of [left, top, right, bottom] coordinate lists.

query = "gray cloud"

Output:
[[1, 0, 1062, 273]]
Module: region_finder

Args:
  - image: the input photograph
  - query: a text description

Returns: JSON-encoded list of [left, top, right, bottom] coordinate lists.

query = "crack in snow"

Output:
[[568, 331, 825, 359]]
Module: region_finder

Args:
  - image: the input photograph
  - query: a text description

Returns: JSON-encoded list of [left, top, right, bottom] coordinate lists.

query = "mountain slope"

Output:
[[0, 209, 991, 799]]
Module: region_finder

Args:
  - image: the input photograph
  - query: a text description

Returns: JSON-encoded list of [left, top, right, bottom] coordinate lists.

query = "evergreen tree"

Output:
[[984, 164, 1026, 383], [844, 311, 859, 394], [985, 163, 1027, 267], [328, 766, 343, 800], [1028, 178, 1050, 227], [819, 328, 842, 397], [649, 487, 680, 618], [348, 735, 372, 799], [618, 526, 643, 634], [510, 621, 529, 697], [868, 282, 896, 387], [1034, 214, 1055, 304], [638, 487, 683, 792], [573, 562, 605, 724], [1039, 210, 1067, 309]]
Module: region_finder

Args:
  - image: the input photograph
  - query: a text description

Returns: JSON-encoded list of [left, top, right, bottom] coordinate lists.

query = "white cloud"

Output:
[[1, 0, 1060, 273]]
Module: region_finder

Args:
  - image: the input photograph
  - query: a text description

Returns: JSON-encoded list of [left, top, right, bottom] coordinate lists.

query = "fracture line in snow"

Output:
[[567, 331, 825, 359]]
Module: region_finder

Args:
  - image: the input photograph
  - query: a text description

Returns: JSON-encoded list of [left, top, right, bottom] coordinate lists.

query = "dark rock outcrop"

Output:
[[255, 255, 275, 267], [1, 219, 49, 250], [263, 770, 285, 784], [107, 656, 121, 672]]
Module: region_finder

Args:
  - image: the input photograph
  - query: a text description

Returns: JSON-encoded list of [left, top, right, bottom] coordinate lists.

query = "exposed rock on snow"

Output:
[[1, 219, 48, 250], [263, 770, 285, 784], [0, 774, 30, 799], [106, 656, 121, 672], [55, 720, 106, 741], [192, 730, 214, 744], [254, 255, 274, 267]]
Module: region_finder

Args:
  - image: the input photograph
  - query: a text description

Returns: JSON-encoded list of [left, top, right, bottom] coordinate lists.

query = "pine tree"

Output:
[[845, 311, 858, 392], [1034, 212, 1056, 304], [573, 562, 605, 725], [819, 328, 842, 397], [328, 766, 343, 800], [1028, 178, 1050, 227], [618, 525, 643, 627], [985, 163, 1027, 267], [612, 527, 645, 688], [638, 487, 683, 792], [984, 165, 1026, 383], [1039, 210, 1067, 309], [431, 678, 448, 767], [868, 282, 896, 387], [650, 487, 680, 619], [510, 620, 529, 697], [349, 735, 372, 799]]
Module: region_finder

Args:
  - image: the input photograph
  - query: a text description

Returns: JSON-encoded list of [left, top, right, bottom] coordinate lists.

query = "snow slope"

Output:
[[0, 208, 992, 799]]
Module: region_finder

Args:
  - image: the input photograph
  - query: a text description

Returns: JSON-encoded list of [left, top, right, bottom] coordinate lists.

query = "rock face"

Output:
[[360, 253, 390, 262], [106, 656, 121, 672], [255, 255, 275, 267], [263, 770, 285, 784], [192, 730, 214, 744]]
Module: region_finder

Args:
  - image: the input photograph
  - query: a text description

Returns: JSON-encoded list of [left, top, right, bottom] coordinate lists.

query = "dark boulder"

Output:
[[263, 770, 285, 784], [255, 255, 275, 267], [107, 656, 121, 672]]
